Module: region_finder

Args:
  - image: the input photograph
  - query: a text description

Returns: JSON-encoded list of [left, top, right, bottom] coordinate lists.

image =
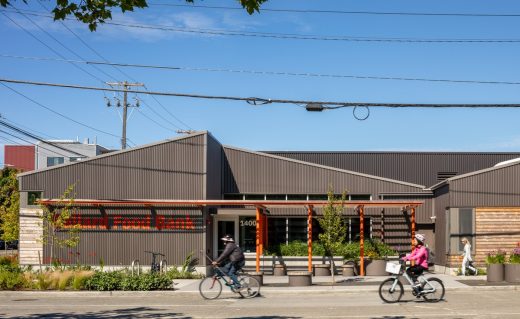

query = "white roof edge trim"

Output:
[[17, 131, 208, 177], [494, 157, 520, 167], [223, 145, 426, 189], [446, 158, 520, 182]]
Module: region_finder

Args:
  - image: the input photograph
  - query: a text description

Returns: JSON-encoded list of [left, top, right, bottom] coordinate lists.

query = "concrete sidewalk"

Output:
[[173, 273, 520, 294]]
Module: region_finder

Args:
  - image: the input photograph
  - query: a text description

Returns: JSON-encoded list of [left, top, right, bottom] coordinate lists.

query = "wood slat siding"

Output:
[[19, 208, 43, 265], [474, 208, 520, 265]]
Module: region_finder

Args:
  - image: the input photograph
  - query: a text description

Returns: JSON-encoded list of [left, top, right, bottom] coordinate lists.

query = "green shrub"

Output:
[[338, 242, 360, 261], [85, 271, 124, 291], [486, 250, 506, 264], [121, 272, 173, 290], [165, 267, 203, 280], [0, 268, 26, 290], [72, 271, 93, 290], [509, 253, 520, 264]]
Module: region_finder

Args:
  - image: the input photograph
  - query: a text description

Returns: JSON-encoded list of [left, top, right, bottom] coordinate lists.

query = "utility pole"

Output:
[[106, 81, 144, 149]]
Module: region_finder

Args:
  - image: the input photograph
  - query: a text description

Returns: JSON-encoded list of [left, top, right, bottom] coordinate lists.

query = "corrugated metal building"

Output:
[[16, 132, 520, 271]]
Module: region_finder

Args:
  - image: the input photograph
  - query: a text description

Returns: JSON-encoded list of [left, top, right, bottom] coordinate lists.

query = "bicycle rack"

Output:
[[131, 259, 140, 276], [160, 259, 167, 273]]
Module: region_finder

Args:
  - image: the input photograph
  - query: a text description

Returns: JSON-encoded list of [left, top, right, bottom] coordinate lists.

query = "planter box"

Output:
[[487, 264, 504, 282], [505, 264, 520, 283], [313, 264, 332, 276], [365, 259, 388, 276], [341, 264, 356, 276]]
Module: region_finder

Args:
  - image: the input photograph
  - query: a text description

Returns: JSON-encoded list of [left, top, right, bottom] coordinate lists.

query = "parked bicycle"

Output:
[[199, 255, 260, 299], [379, 259, 445, 303], [144, 251, 166, 273]]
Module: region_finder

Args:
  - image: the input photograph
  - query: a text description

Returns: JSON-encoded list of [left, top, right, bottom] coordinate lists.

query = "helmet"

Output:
[[220, 235, 234, 242], [415, 234, 425, 243]]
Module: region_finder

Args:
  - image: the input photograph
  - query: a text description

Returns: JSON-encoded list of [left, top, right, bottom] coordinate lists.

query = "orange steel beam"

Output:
[[38, 199, 423, 208], [256, 207, 261, 272], [359, 205, 365, 276], [308, 205, 313, 272], [263, 214, 268, 252]]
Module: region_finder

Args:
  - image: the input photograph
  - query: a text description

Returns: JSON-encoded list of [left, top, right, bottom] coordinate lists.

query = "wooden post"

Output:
[[411, 207, 416, 249], [359, 205, 365, 276], [256, 207, 261, 272], [381, 208, 385, 243], [307, 205, 313, 272]]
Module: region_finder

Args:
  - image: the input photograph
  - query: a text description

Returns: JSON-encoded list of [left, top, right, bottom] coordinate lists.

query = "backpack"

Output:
[[426, 246, 435, 266]]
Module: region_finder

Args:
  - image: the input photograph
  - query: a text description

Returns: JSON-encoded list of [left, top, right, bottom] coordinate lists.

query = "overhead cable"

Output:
[[2, 77, 520, 108], [0, 82, 121, 138], [152, 3, 520, 17], [2, 54, 520, 86], [4, 9, 520, 43]]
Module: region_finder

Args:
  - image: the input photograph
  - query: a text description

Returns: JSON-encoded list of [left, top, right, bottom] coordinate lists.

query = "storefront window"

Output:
[[288, 218, 308, 242], [239, 216, 256, 253], [268, 218, 287, 247]]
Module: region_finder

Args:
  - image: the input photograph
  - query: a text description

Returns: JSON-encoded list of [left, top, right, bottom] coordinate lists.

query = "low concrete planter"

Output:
[[288, 271, 312, 286], [487, 264, 505, 282], [341, 264, 356, 276], [247, 271, 264, 286], [313, 264, 331, 276], [504, 264, 520, 283], [365, 259, 388, 276], [273, 264, 287, 276]]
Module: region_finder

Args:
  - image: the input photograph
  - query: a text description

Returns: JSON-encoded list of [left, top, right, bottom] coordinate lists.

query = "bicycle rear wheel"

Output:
[[378, 278, 403, 303], [237, 275, 260, 299], [422, 277, 445, 302], [199, 277, 223, 300]]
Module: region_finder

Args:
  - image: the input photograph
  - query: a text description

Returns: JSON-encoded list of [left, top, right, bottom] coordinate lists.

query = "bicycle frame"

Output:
[[390, 265, 438, 295]]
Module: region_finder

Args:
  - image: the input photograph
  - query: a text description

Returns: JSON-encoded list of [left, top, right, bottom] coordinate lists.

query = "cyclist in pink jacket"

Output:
[[402, 234, 429, 286]]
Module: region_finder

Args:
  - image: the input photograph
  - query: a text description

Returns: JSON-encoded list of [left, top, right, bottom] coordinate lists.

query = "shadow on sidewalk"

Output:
[[7, 307, 191, 319]]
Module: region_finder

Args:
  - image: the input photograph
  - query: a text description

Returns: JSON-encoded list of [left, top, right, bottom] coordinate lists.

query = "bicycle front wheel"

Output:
[[199, 277, 223, 300], [378, 278, 403, 303], [422, 277, 445, 302], [237, 275, 260, 299]]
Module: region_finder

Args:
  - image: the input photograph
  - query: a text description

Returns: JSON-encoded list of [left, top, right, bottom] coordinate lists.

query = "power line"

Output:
[[3, 77, 520, 108], [0, 118, 87, 157], [3, 54, 520, 86], [2, 9, 187, 137], [0, 115, 60, 140], [5, 9, 520, 44], [0, 11, 108, 83], [0, 81, 121, 138], [152, 3, 520, 17], [0, 129, 77, 159]]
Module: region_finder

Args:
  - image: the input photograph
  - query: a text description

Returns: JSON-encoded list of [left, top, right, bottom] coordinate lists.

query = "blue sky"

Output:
[[2, 0, 520, 163]]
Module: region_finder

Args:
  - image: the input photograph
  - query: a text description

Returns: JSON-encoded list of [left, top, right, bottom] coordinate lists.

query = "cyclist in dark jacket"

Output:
[[212, 235, 245, 289]]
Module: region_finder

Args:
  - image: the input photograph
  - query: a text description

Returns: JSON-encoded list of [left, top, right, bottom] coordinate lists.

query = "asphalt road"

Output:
[[1, 290, 519, 318]]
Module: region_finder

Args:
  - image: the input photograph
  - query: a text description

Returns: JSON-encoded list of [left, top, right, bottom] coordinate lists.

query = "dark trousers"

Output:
[[222, 259, 245, 286], [406, 265, 426, 282]]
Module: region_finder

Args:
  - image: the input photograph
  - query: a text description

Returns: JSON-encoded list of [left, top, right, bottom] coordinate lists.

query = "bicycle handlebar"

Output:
[[144, 251, 165, 256]]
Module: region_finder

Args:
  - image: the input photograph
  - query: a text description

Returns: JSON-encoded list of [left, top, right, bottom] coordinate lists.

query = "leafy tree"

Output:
[[39, 184, 80, 264], [0, 0, 268, 31], [318, 190, 347, 257], [0, 167, 19, 243]]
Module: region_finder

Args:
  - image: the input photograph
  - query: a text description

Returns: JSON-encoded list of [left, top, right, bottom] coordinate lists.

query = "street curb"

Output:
[[0, 285, 517, 297]]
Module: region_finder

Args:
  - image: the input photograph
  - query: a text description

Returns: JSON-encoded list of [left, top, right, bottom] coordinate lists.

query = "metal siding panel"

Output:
[[206, 134, 222, 199], [267, 152, 520, 188], [450, 164, 520, 207], [19, 135, 206, 200], [43, 207, 205, 266]]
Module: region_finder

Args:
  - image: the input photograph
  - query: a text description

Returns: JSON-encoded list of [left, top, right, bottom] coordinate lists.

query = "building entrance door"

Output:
[[216, 220, 235, 257]]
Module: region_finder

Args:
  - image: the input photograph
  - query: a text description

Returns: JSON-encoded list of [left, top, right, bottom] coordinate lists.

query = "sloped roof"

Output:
[[17, 131, 208, 177], [224, 145, 426, 189]]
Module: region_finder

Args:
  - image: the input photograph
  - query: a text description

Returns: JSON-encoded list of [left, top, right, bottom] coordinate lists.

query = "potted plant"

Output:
[[486, 250, 506, 282], [505, 244, 520, 283], [364, 239, 396, 276]]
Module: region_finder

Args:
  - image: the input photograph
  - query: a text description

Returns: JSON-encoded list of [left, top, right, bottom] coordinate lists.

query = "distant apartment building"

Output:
[[3, 139, 112, 172]]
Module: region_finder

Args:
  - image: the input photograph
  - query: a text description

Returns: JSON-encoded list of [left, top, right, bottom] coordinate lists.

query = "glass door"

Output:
[[216, 220, 235, 256]]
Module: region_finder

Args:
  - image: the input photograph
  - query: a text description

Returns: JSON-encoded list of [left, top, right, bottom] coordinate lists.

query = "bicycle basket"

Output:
[[385, 262, 401, 274]]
